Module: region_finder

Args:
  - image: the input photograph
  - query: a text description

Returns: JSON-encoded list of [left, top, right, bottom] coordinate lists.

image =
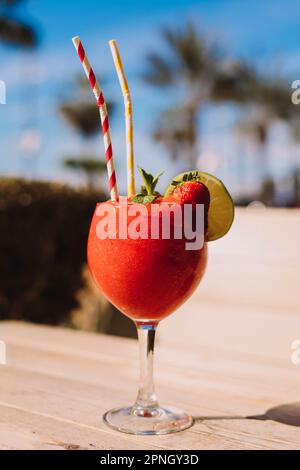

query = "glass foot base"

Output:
[[103, 406, 194, 435]]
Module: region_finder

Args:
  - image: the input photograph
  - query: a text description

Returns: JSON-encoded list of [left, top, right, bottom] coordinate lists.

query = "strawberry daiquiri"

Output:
[[87, 168, 234, 435], [88, 198, 208, 324], [74, 29, 234, 438]]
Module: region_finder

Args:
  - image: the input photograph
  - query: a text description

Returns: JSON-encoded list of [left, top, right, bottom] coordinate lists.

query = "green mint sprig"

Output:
[[131, 166, 164, 204]]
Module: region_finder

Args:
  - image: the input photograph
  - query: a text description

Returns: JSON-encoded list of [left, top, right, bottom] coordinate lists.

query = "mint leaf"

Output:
[[131, 194, 159, 204], [137, 166, 164, 196], [138, 167, 154, 195], [131, 194, 146, 203], [152, 171, 164, 190], [143, 195, 159, 203]]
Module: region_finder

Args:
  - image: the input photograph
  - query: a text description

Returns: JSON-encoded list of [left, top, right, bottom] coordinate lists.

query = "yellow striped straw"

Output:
[[109, 39, 136, 198]]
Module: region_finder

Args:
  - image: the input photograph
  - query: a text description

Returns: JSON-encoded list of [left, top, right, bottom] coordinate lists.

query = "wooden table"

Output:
[[0, 208, 300, 450]]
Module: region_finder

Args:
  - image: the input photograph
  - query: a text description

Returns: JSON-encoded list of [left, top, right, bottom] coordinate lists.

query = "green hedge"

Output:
[[0, 178, 103, 325]]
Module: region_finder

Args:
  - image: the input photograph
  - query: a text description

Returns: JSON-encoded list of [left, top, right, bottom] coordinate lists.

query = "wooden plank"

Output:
[[0, 403, 162, 450], [0, 365, 299, 450], [0, 208, 299, 449], [1, 322, 300, 449], [2, 324, 300, 407], [1, 320, 300, 409]]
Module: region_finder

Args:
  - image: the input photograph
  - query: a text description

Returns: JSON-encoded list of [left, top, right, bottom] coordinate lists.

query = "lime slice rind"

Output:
[[165, 171, 234, 241]]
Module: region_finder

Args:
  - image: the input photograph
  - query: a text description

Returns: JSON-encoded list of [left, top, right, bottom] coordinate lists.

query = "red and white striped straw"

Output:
[[72, 36, 119, 201]]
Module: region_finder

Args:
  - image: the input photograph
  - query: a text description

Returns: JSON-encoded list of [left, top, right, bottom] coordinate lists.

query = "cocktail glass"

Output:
[[87, 199, 207, 435]]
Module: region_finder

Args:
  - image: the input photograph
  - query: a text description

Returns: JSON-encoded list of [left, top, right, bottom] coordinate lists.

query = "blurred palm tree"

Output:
[[60, 102, 103, 138], [235, 72, 300, 205], [143, 23, 258, 168], [59, 77, 115, 190], [0, 0, 38, 47], [64, 157, 107, 190], [144, 24, 299, 199], [236, 76, 294, 147], [236, 75, 297, 197], [153, 105, 196, 162], [143, 23, 220, 167]]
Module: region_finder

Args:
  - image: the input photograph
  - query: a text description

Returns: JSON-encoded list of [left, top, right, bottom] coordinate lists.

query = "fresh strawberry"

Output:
[[173, 181, 210, 208], [173, 181, 210, 233]]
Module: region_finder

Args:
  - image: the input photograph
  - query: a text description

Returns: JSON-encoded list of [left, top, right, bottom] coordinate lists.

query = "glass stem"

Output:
[[133, 322, 159, 413]]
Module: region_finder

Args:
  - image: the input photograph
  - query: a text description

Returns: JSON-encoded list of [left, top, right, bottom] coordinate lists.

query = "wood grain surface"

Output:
[[0, 208, 299, 450]]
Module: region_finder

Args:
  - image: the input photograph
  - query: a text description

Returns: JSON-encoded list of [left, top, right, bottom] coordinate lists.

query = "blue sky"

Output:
[[1, 0, 300, 196]]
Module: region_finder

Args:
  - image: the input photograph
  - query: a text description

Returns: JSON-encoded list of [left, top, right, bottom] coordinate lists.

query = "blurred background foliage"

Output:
[[0, 0, 38, 47], [0, 178, 136, 337], [0, 178, 99, 324], [143, 23, 300, 202]]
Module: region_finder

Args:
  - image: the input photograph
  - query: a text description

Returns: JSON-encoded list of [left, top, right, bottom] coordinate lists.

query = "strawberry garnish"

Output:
[[173, 181, 210, 208], [173, 180, 210, 233]]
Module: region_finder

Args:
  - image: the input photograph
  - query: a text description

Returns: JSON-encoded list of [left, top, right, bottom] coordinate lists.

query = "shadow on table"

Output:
[[194, 402, 300, 427]]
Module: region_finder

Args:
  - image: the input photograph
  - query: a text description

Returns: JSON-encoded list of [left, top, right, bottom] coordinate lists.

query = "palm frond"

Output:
[[60, 101, 114, 137], [0, 16, 38, 47], [162, 23, 221, 82], [143, 23, 222, 88], [0, 0, 24, 5], [255, 79, 294, 119], [143, 53, 175, 86], [211, 62, 258, 103], [64, 157, 107, 173]]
